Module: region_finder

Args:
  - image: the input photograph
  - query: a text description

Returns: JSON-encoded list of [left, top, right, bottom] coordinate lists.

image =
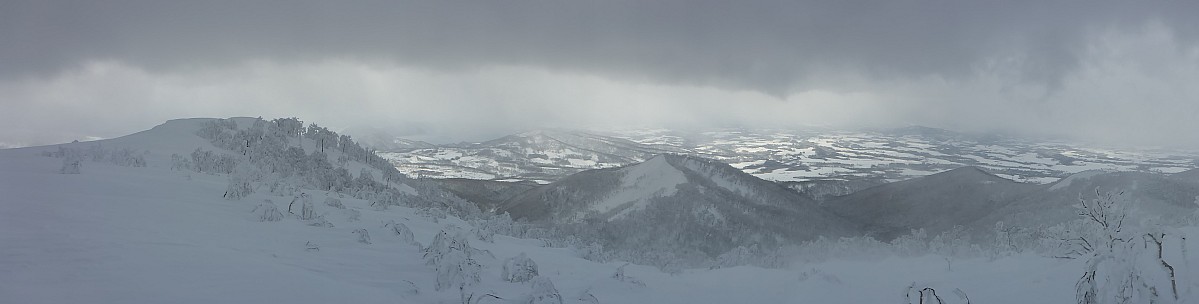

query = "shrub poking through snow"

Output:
[[384, 220, 417, 246], [306, 214, 333, 228], [423, 227, 481, 291], [502, 253, 540, 283], [224, 175, 253, 200], [526, 277, 563, 304], [611, 263, 645, 287], [400, 280, 419, 296], [353, 228, 372, 244], [903, 284, 944, 304], [305, 241, 319, 252], [901, 284, 971, 304], [575, 289, 600, 304], [252, 199, 284, 222]]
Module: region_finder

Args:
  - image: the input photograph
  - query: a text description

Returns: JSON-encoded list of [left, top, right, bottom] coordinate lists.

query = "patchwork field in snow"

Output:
[[377, 127, 1199, 185]]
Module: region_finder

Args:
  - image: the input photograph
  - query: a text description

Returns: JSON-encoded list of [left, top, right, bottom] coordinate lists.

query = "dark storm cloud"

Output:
[[3, 0, 1196, 95], [2, 1, 1199, 149]]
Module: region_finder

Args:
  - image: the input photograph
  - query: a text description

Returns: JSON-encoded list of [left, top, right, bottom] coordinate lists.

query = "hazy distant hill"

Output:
[[972, 171, 1199, 232], [827, 167, 1039, 240]]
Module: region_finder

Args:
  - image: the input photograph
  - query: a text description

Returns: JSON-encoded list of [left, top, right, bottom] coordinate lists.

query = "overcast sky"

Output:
[[2, 1, 1198, 147]]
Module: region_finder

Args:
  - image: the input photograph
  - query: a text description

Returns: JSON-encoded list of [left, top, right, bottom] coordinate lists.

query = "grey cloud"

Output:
[[3, 0, 1196, 95]]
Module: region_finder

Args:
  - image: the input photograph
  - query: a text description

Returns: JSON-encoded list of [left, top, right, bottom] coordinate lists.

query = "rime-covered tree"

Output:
[[353, 228, 372, 244], [384, 220, 418, 246], [223, 163, 256, 200], [526, 277, 563, 304], [252, 200, 284, 222], [423, 227, 481, 291], [502, 253, 539, 283], [1072, 189, 1185, 304], [324, 197, 345, 209], [304, 123, 338, 153]]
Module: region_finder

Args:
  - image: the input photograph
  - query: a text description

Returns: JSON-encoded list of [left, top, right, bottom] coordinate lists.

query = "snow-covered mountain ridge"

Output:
[[498, 154, 858, 266]]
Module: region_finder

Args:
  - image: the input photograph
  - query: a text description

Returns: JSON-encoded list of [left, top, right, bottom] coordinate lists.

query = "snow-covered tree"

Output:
[[223, 174, 253, 200], [324, 197, 345, 209], [502, 253, 540, 283], [287, 193, 312, 217], [1072, 189, 1185, 304], [526, 277, 563, 304], [170, 154, 190, 171], [353, 228, 372, 244], [299, 199, 316, 221], [252, 200, 284, 222], [424, 227, 481, 291], [384, 220, 418, 246], [305, 123, 338, 153], [271, 117, 304, 142], [106, 148, 146, 167], [189, 148, 236, 174], [223, 162, 257, 201], [473, 226, 495, 243], [306, 214, 333, 228]]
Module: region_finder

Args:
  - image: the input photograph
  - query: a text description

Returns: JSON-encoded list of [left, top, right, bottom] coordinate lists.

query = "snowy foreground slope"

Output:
[[3, 118, 1199, 303]]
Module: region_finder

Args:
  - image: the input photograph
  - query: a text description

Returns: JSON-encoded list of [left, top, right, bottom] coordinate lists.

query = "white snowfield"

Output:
[[2, 119, 1197, 304]]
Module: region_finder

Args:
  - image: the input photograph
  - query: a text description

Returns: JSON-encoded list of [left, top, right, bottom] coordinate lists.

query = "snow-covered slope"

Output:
[[826, 166, 1199, 241], [1171, 168, 1199, 184], [828, 167, 1039, 240], [974, 171, 1199, 232], [500, 154, 860, 263]]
